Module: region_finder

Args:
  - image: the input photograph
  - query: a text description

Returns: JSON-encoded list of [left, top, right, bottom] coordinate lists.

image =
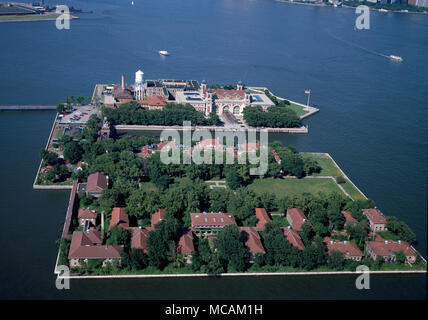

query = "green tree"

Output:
[[63, 141, 83, 164], [327, 250, 344, 270], [225, 170, 242, 190], [395, 251, 406, 264], [107, 226, 130, 247], [214, 225, 248, 272]]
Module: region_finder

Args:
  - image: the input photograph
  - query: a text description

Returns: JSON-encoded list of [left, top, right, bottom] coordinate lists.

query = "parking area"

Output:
[[59, 105, 99, 124]]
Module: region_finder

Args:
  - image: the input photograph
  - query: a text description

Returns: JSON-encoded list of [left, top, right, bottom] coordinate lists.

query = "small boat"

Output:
[[389, 55, 403, 62], [379, 9, 388, 12], [158, 50, 170, 56]]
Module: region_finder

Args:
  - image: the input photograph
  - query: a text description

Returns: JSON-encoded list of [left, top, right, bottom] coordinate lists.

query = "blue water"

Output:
[[0, 0, 426, 299]]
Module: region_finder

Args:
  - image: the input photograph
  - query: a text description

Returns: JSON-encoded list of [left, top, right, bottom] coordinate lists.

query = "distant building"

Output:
[[137, 145, 153, 158], [86, 172, 109, 198], [176, 228, 195, 263], [110, 71, 277, 118], [362, 208, 387, 232], [240, 227, 265, 261], [130, 208, 167, 252], [131, 227, 152, 253], [254, 208, 272, 231], [286, 208, 312, 232], [109, 207, 130, 230], [341, 210, 358, 225], [281, 226, 305, 250], [151, 208, 166, 227], [324, 238, 363, 261], [366, 240, 417, 264], [112, 75, 134, 106], [408, 0, 428, 7], [137, 95, 168, 110], [68, 229, 122, 268], [174, 90, 213, 116], [77, 208, 98, 227], [100, 117, 111, 139], [190, 212, 236, 235]]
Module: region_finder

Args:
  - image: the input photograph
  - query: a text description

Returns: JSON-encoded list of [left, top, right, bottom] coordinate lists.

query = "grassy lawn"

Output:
[[378, 231, 401, 241], [55, 128, 65, 139], [287, 102, 308, 118], [301, 153, 341, 177], [248, 177, 342, 198], [140, 181, 159, 192], [301, 153, 367, 201]]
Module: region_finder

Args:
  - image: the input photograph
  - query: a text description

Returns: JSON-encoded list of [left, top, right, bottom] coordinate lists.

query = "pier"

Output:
[[0, 105, 56, 111]]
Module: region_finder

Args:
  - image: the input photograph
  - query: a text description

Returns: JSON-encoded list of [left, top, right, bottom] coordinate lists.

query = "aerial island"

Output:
[[32, 71, 425, 277]]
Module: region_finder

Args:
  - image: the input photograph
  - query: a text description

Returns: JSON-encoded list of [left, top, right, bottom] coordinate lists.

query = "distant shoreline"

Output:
[[0, 14, 79, 23], [275, 0, 428, 15]]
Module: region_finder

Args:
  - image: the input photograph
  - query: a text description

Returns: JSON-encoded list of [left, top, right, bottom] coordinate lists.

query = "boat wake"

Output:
[[326, 31, 402, 62]]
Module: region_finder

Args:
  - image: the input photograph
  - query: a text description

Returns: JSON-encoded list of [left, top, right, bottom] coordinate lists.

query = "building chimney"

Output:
[[121, 74, 125, 91]]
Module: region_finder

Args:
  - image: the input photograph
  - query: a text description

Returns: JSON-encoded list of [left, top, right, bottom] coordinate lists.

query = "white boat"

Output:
[[158, 50, 170, 56], [379, 9, 388, 12], [389, 55, 403, 62]]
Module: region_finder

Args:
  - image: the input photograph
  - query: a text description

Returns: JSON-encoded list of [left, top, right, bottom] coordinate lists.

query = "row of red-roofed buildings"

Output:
[[68, 202, 418, 268]]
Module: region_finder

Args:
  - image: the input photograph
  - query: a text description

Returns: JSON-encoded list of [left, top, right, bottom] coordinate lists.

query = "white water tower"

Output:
[[135, 69, 144, 100]]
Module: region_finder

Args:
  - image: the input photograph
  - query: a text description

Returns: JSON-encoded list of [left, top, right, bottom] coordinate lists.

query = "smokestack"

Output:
[[121, 75, 125, 91]]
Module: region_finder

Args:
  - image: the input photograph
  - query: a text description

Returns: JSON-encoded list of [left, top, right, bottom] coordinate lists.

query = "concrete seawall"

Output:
[[249, 86, 320, 120], [115, 124, 308, 133], [56, 269, 426, 279]]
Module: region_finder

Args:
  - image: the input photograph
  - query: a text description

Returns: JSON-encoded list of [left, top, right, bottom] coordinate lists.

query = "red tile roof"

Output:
[[255, 208, 271, 231], [68, 231, 122, 259], [239, 142, 260, 152], [156, 141, 177, 151], [86, 172, 108, 193], [195, 139, 224, 151], [131, 227, 152, 253], [271, 148, 281, 164], [177, 228, 195, 255], [324, 237, 363, 258], [366, 240, 416, 257], [190, 212, 236, 227], [287, 208, 311, 232], [362, 208, 386, 224], [212, 89, 246, 100], [109, 207, 130, 230], [281, 227, 305, 250], [151, 208, 166, 227], [240, 227, 265, 255], [137, 145, 153, 158], [85, 227, 103, 245], [137, 95, 168, 107], [78, 208, 98, 220], [342, 211, 358, 224]]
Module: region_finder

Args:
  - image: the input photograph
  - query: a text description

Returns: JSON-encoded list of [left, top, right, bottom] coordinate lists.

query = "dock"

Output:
[[0, 105, 56, 111]]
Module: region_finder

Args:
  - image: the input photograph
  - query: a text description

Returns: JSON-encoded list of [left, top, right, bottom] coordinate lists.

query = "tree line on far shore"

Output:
[[101, 101, 221, 126]]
